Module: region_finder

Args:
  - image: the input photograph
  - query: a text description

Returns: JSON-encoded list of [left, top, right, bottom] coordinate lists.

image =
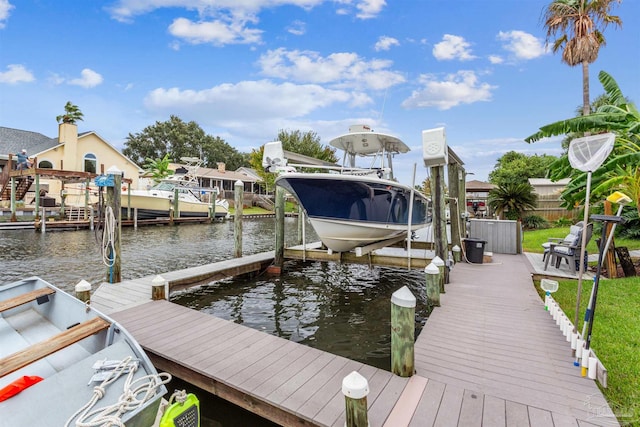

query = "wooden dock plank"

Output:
[[505, 400, 530, 427], [528, 406, 555, 427], [482, 395, 506, 427], [408, 378, 446, 427], [366, 374, 408, 427], [433, 384, 463, 427], [458, 389, 483, 427], [382, 375, 428, 427]]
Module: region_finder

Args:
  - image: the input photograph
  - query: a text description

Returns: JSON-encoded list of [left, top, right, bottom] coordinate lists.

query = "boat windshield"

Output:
[[153, 182, 176, 191]]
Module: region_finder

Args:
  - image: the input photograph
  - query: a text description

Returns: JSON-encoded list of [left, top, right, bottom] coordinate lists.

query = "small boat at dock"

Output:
[[264, 125, 431, 252], [0, 277, 168, 426]]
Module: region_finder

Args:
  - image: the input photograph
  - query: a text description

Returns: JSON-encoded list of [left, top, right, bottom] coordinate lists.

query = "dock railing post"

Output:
[[425, 263, 440, 307], [391, 286, 415, 377], [152, 275, 168, 300], [75, 279, 91, 303], [432, 255, 445, 293], [342, 371, 369, 427], [274, 186, 285, 268], [234, 180, 243, 258]]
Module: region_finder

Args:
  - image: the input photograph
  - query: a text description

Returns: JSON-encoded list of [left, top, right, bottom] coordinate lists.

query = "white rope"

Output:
[[102, 206, 116, 267], [65, 356, 172, 427]]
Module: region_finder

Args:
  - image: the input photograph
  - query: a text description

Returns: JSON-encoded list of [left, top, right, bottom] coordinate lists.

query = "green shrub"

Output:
[[522, 215, 548, 230], [554, 217, 573, 227]]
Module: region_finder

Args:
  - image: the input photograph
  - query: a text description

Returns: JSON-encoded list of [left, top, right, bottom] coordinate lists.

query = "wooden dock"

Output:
[[91, 252, 620, 426]]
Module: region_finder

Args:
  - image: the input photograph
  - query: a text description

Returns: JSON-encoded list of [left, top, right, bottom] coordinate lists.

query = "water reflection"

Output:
[[0, 218, 313, 292], [173, 260, 428, 371]]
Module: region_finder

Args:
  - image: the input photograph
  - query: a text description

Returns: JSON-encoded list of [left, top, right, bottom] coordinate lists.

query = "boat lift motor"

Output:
[[422, 127, 448, 167]]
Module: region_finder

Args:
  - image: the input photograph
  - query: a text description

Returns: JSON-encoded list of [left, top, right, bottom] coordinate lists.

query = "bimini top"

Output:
[[329, 124, 410, 156]]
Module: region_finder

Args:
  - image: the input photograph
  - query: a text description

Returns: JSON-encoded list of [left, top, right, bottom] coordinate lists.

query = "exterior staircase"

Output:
[[0, 169, 34, 202]]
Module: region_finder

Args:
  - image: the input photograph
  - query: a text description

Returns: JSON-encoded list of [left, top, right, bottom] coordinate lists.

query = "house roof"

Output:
[[0, 126, 58, 159], [466, 180, 495, 191], [528, 178, 571, 186]]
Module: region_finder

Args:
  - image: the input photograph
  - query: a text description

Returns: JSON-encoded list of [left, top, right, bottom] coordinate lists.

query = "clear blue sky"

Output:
[[1, 0, 638, 184]]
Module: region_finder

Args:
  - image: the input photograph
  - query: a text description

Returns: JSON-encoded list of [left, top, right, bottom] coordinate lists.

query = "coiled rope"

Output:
[[65, 356, 172, 427], [101, 206, 116, 267]]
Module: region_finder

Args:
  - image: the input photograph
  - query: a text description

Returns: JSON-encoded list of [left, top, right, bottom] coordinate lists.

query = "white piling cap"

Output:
[[152, 275, 166, 285], [424, 263, 440, 275], [452, 245, 460, 252], [391, 286, 416, 308], [431, 256, 444, 266], [342, 371, 369, 399], [235, 179, 243, 186], [75, 279, 91, 292]]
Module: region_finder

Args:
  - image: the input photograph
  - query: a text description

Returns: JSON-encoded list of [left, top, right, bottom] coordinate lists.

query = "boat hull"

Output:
[[122, 193, 228, 219], [0, 277, 166, 426], [276, 173, 431, 252]]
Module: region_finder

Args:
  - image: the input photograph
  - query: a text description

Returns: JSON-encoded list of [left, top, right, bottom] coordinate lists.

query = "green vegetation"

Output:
[[535, 276, 640, 422], [523, 226, 640, 254], [488, 151, 557, 186], [56, 101, 84, 124], [488, 183, 538, 220]]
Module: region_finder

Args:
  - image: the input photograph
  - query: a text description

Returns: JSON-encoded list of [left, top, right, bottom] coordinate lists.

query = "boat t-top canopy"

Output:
[[329, 124, 410, 156]]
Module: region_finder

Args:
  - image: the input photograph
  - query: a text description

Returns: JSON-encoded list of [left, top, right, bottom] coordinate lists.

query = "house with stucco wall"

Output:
[[0, 123, 142, 205]]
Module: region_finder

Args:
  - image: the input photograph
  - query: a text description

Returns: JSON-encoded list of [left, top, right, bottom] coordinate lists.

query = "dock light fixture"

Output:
[[422, 127, 447, 167]]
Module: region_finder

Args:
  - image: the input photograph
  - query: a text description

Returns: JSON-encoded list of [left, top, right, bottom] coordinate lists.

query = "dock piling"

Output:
[[391, 286, 415, 377], [152, 275, 168, 300], [432, 255, 445, 293], [342, 371, 369, 427], [234, 180, 243, 258], [75, 280, 91, 303], [425, 263, 440, 307]]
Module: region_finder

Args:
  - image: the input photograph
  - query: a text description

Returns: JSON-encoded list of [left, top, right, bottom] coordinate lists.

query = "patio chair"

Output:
[[544, 223, 593, 272], [541, 221, 584, 263]]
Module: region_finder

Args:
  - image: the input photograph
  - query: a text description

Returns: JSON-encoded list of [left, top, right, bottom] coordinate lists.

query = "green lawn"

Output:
[[523, 227, 640, 254], [535, 276, 640, 424]]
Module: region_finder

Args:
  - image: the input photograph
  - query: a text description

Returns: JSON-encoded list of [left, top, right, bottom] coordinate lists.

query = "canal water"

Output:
[[0, 218, 429, 426]]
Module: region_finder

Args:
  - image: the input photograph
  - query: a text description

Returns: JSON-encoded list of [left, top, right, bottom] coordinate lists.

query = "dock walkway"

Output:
[[95, 252, 620, 426]]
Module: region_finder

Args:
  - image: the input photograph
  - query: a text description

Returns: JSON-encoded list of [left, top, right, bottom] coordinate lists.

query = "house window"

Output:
[[39, 160, 53, 169], [84, 153, 97, 173]]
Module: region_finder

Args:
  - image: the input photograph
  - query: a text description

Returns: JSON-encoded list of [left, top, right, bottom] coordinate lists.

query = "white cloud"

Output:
[[287, 19, 306, 35], [0, 0, 13, 28], [497, 30, 547, 60], [68, 68, 104, 88], [0, 64, 35, 84], [374, 36, 399, 51], [355, 0, 386, 19], [433, 34, 476, 61], [144, 80, 366, 123], [488, 55, 503, 64], [401, 70, 496, 110], [168, 17, 263, 46], [257, 48, 405, 90]]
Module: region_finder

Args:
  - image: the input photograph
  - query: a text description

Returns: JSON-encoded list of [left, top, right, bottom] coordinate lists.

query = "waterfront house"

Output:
[[0, 124, 142, 206]]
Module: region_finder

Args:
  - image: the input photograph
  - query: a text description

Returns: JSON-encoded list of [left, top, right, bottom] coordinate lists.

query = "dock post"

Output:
[[425, 263, 440, 307], [34, 174, 41, 221], [430, 165, 449, 284], [342, 371, 369, 427], [89, 206, 94, 231], [10, 177, 16, 222], [391, 286, 415, 377], [432, 255, 445, 293], [134, 208, 138, 229], [152, 275, 167, 300], [297, 205, 303, 245], [452, 245, 461, 263], [234, 180, 243, 258], [41, 207, 46, 233], [104, 169, 122, 283], [75, 280, 91, 303], [274, 186, 285, 268], [173, 188, 180, 219], [448, 163, 462, 252]]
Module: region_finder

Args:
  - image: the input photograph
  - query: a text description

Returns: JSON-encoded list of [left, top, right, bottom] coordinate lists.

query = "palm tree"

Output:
[[56, 101, 84, 124], [526, 71, 640, 215], [542, 0, 622, 116], [488, 183, 538, 220]]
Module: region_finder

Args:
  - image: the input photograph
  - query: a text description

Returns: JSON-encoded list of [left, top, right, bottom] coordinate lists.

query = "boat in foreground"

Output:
[[0, 277, 168, 426], [264, 125, 431, 252]]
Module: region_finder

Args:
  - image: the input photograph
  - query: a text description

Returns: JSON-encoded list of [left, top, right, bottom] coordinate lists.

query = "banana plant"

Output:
[[526, 71, 640, 215]]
